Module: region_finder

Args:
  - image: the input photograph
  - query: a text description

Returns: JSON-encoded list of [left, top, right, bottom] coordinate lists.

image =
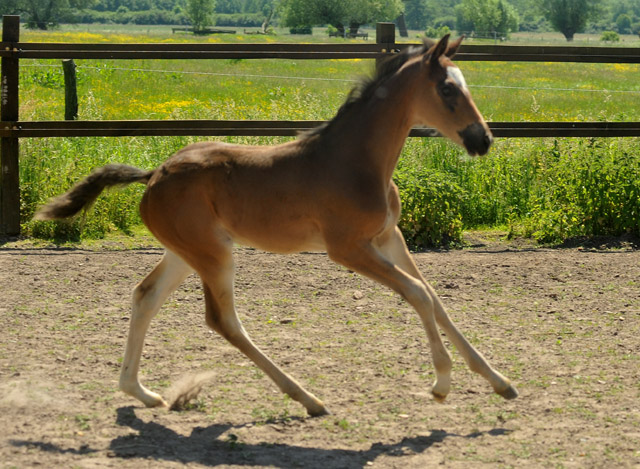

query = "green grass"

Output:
[[15, 27, 640, 246]]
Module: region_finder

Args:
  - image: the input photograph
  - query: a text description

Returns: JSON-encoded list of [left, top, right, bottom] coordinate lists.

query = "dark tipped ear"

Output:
[[429, 34, 450, 67], [446, 35, 464, 58]]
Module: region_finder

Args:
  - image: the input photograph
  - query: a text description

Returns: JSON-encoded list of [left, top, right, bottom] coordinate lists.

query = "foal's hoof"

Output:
[[431, 390, 447, 403], [141, 393, 169, 408], [307, 405, 331, 417], [146, 398, 169, 408], [496, 384, 519, 400]]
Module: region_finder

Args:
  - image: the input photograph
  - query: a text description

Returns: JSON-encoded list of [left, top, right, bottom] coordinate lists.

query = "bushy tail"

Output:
[[34, 164, 154, 221]]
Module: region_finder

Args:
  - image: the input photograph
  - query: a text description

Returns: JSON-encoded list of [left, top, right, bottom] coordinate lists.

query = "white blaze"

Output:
[[446, 66, 468, 91]]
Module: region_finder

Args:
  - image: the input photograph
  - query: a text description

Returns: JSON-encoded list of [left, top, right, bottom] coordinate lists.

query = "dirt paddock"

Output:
[[1, 237, 639, 468]]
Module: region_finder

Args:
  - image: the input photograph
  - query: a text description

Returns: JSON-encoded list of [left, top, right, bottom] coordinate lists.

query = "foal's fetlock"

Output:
[[431, 376, 451, 403]]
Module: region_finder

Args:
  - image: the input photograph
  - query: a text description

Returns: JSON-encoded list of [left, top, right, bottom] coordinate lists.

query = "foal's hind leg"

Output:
[[194, 245, 329, 417], [119, 250, 193, 407]]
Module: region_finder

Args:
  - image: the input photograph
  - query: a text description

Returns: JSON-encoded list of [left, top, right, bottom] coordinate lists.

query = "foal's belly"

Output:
[[229, 224, 327, 254]]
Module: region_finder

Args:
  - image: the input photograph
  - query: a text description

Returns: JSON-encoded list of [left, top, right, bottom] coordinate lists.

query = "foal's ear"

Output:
[[446, 35, 464, 58], [429, 34, 450, 67]]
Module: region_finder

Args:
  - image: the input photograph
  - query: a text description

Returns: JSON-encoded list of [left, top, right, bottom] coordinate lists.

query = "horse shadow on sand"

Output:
[[11, 406, 511, 468]]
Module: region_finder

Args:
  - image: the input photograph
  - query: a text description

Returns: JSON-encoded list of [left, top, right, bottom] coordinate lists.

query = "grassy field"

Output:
[[14, 27, 640, 246]]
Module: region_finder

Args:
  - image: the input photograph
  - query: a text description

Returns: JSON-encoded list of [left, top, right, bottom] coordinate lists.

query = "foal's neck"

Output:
[[328, 64, 421, 183]]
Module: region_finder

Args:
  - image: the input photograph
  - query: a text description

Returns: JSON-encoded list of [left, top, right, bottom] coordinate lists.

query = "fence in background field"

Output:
[[2, 16, 640, 235]]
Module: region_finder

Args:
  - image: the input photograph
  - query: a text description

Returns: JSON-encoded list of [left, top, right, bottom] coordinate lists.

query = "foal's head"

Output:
[[410, 35, 493, 156]]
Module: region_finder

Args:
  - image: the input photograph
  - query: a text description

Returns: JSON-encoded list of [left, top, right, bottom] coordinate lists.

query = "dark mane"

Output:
[[301, 38, 436, 139]]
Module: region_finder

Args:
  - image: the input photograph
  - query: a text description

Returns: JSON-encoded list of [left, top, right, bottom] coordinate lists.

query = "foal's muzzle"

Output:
[[459, 122, 493, 156]]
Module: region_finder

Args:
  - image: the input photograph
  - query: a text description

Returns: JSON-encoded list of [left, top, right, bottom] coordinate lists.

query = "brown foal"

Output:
[[36, 35, 517, 416]]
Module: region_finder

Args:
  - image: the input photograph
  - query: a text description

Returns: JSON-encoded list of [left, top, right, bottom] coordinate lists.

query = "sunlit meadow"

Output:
[[15, 28, 640, 245]]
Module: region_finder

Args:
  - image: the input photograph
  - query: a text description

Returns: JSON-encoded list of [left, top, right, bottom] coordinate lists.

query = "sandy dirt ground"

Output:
[[1, 236, 639, 468]]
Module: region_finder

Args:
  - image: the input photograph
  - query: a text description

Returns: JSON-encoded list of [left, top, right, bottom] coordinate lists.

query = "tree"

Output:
[[345, 0, 403, 33], [539, 0, 601, 41], [186, 0, 216, 32], [455, 0, 519, 36], [215, 0, 242, 13], [4, 0, 95, 30], [616, 13, 632, 34], [282, 0, 403, 36], [403, 0, 431, 30], [611, 0, 640, 21]]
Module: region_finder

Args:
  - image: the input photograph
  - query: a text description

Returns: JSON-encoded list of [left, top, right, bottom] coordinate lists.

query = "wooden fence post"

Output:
[[395, 14, 408, 38], [62, 59, 78, 120], [1, 15, 20, 236], [376, 22, 396, 68]]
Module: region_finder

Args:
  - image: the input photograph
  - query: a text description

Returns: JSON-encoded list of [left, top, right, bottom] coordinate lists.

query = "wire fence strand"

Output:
[[21, 63, 640, 94]]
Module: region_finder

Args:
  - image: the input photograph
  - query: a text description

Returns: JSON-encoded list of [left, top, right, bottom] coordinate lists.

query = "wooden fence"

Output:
[[1, 16, 640, 235]]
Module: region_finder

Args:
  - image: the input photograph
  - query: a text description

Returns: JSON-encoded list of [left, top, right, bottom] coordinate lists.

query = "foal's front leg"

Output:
[[328, 236, 454, 401], [333, 227, 518, 401], [375, 227, 518, 400]]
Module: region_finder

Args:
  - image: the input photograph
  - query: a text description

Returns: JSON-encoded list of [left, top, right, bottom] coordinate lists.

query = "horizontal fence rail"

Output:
[[2, 120, 640, 139], [2, 16, 640, 234], [2, 42, 640, 63]]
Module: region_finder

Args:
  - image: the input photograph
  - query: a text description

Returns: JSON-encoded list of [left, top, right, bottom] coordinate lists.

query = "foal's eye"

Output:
[[441, 83, 454, 97]]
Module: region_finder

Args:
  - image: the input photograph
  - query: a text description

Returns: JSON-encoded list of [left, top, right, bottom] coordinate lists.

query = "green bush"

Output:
[[289, 26, 312, 35], [394, 164, 464, 249], [326, 25, 339, 36], [425, 25, 451, 38], [397, 137, 640, 246], [74, 9, 189, 25], [215, 13, 264, 27], [518, 138, 640, 243], [21, 136, 640, 246], [600, 30, 620, 42]]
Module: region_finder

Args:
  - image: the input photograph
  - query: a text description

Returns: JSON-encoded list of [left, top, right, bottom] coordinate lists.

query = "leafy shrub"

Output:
[[289, 26, 312, 35], [399, 136, 640, 246], [21, 137, 158, 240], [394, 165, 464, 249], [600, 31, 620, 42], [215, 13, 264, 27], [432, 16, 456, 29], [73, 9, 189, 25], [517, 138, 640, 243], [425, 25, 451, 38], [26, 68, 65, 88], [326, 25, 339, 36]]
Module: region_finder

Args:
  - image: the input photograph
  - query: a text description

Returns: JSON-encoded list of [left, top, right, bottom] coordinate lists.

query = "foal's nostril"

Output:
[[481, 132, 493, 154], [483, 133, 493, 151]]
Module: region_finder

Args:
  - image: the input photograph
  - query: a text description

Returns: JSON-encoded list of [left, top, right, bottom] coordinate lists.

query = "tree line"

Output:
[[1, 0, 639, 41]]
